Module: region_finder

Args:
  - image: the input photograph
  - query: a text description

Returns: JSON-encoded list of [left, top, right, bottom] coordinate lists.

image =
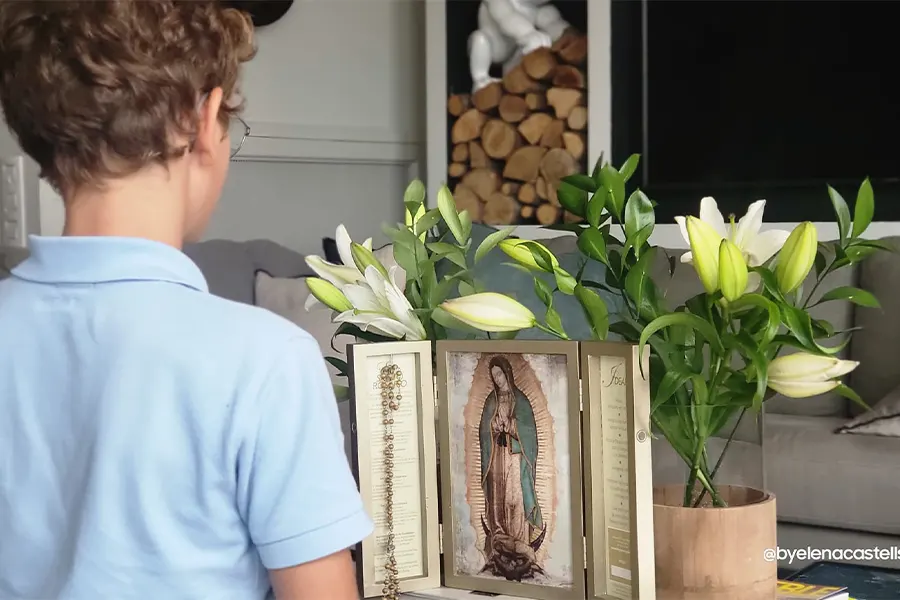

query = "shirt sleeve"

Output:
[[236, 334, 373, 570]]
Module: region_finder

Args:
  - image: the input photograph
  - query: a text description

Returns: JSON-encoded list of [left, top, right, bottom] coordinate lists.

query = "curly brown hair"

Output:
[[0, 0, 256, 194]]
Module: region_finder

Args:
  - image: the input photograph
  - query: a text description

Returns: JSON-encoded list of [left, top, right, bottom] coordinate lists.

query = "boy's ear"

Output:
[[195, 86, 225, 158]]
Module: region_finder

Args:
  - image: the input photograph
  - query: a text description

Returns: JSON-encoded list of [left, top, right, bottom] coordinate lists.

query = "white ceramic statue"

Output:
[[467, 0, 570, 93]]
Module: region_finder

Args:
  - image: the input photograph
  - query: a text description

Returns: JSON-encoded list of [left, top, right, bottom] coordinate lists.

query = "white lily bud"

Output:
[[440, 292, 537, 332], [305, 255, 364, 287], [685, 216, 722, 294], [768, 352, 858, 398], [306, 277, 353, 313], [718, 239, 748, 302], [499, 239, 559, 272]]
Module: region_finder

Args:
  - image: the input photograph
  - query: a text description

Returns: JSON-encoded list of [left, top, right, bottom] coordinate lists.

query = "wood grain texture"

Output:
[[653, 485, 777, 600]]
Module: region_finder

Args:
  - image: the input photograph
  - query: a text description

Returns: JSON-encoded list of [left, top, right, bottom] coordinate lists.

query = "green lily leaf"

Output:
[[780, 305, 850, 355], [534, 277, 553, 307], [586, 191, 605, 228], [544, 305, 566, 338], [474, 226, 515, 263], [851, 177, 874, 239], [577, 228, 608, 266], [562, 173, 598, 193], [815, 285, 880, 308], [574, 283, 609, 340], [652, 366, 695, 414], [557, 181, 588, 218], [325, 356, 349, 377], [834, 384, 868, 412], [458, 209, 473, 243], [639, 312, 724, 377], [597, 164, 626, 220], [827, 185, 851, 245], [729, 293, 781, 345], [427, 242, 467, 269], [620, 153, 641, 182], [624, 189, 655, 240], [404, 178, 426, 206], [624, 246, 657, 319], [726, 331, 769, 411], [414, 208, 442, 236]]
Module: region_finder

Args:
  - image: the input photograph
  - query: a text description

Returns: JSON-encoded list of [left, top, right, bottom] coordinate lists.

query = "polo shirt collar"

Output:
[[11, 235, 209, 293]]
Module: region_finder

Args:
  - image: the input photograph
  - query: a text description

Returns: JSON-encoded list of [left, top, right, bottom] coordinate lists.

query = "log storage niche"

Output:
[[444, 0, 588, 226]]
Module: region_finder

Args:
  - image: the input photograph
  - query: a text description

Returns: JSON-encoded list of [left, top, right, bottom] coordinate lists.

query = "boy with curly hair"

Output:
[[0, 2, 371, 599]]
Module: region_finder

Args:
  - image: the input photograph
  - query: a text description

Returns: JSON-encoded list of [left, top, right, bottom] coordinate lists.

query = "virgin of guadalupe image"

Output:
[[478, 355, 547, 582]]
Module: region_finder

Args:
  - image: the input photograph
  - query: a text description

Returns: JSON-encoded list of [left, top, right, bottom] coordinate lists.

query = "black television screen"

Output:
[[612, 0, 900, 222]]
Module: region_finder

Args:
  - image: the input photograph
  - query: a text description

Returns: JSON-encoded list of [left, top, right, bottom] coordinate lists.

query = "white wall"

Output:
[[4, 0, 427, 257]]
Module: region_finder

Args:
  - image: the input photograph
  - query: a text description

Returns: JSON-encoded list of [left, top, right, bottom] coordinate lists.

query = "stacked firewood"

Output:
[[446, 30, 588, 225]]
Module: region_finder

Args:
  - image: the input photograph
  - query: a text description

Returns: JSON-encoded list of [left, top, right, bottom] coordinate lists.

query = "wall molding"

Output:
[[237, 121, 422, 172]]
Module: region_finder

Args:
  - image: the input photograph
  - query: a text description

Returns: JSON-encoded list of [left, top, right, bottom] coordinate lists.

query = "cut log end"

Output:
[[483, 192, 518, 225], [468, 142, 489, 169], [518, 112, 554, 146], [557, 34, 587, 65], [536, 203, 561, 225], [461, 168, 500, 202], [562, 131, 585, 161], [503, 146, 547, 182], [501, 181, 520, 196], [498, 95, 530, 123], [448, 162, 467, 179], [451, 143, 469, 163], [539, 119, 566, 149], [502, 64, 540, 95], [453, 184, 482, 221], [540, 148, 579, 204], [552, 65, 585, 89], [521, 47, 557, 80], [447, 94, 471, 117], [567, 106, 588, 131], [472, 82, 503, 112], [547, 87, 584, 120], [525, 92, 547, 111], [482, 119, 521, 159], [518, 183, 538, 205], [451, 108, 486, 144]]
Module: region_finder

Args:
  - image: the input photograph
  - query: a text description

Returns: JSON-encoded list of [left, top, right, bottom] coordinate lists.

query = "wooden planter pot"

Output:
[[653, 485, 777, 600]]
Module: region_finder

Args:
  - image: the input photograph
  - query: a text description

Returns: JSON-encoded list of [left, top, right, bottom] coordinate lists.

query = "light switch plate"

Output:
[[0, 155, 26, 247]]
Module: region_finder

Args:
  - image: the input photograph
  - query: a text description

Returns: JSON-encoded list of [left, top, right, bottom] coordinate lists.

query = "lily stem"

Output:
[[692, 407, 746, 508]]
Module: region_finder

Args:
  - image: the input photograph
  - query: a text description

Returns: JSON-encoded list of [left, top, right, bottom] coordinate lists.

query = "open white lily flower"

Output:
[[335, 224, 373, 269], [305, 224, 380, 311], [333, 265, 426, 340], [675, 197, 792, 292]]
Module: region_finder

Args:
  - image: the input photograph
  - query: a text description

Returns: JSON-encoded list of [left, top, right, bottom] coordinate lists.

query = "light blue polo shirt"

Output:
[[0, 235, 373, 600]]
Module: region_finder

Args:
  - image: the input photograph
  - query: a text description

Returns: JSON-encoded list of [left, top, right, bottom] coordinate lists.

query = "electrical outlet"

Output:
[[0, 155, 26, 248]]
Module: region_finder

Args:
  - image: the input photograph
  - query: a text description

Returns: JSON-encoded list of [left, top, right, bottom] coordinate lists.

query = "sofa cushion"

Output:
[[765, 413, 900, 535], [836, 383, 900, 437], [849, 235, 900, 414], [184, 239, 310, 304], [253, 272, 346, 379]]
